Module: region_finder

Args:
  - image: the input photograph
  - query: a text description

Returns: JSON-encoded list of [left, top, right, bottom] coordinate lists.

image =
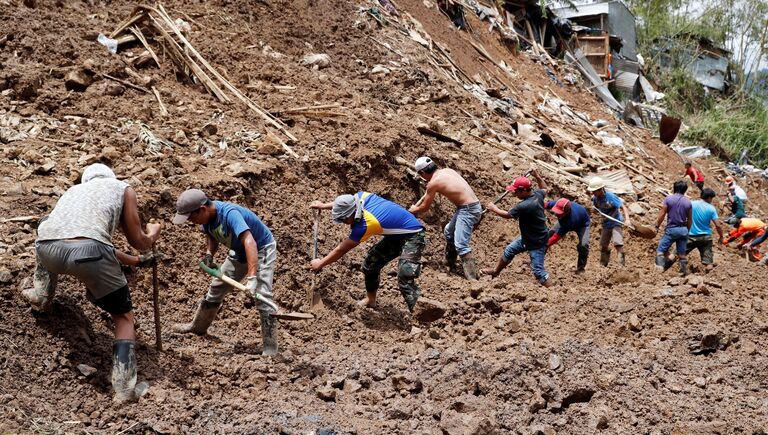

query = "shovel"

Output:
[[199, 262, 314, 321], [151, 244, 162, 351], [594, 208, 656, 239], [308, 209, 324, 311]]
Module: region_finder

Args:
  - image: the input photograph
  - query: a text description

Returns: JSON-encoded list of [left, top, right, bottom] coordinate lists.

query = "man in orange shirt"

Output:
[[723, 217, 766, 261]]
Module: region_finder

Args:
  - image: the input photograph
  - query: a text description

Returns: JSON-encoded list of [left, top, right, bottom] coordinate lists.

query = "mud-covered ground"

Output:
[[2, 0, 768, 433]]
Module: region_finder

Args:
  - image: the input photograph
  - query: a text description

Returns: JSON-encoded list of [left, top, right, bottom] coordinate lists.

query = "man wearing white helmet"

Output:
[[22, 163, 162, 403], [588, 176, 632, 266], [408, 156, 482, 280]]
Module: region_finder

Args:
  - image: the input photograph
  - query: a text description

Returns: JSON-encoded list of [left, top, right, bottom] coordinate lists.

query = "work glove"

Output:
[[246, 275, 273, 300], [137, 251, 164, 268], [201, 253, 215, 268]]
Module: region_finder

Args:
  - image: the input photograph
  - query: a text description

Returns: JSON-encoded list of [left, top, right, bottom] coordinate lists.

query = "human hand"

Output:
[[310, 258, 323, 272], [310, 200, 324, 209], [246, 275, 259, 292], [147, 222, 162, 240], [137, 251, 164, 268], [201, 253, 215, 268], [408, 205, 418, 213]]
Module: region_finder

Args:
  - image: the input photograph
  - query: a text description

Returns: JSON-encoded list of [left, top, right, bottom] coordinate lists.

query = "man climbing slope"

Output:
[[408, 156, 481, 280], [22, 163, 162, 403], [683, 161, 705, 191], [654, 181, 693, 276], [482, 169, 551, 287], [545, 198, 591, 273], [588, 176, 632, 267], [686, 188, 724, 272], [171, 189, 280, 356], [310, 192, 426, 311]]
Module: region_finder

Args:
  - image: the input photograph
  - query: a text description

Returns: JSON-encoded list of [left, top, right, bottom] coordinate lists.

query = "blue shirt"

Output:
[[592, 191, 623, 229], [690, 200, 718, 236], [202, 201, 274, 261], [349, 192, 423, 242], [545, 200, 590, 236]]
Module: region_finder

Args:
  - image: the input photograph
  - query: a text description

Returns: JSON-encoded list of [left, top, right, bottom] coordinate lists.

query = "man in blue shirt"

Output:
[[588, 176, 632, 267], [654, 181, 693, 276], [686, 188, 724, 272], [545, 198, 591, 273], [171, 189, 279, 356], [310, 192, 426, 311]]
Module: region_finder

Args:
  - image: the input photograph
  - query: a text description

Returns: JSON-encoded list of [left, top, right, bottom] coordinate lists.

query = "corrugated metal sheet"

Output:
[[688, 55, 728, 91], [552, 2, 609, 19], [614, 71, 639, 96]]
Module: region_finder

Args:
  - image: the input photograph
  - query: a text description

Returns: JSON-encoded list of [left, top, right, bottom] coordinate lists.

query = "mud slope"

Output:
[[1, 0, 767, 433]]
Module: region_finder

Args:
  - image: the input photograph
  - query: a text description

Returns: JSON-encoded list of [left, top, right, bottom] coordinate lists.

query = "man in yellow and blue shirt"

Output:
[[310, 192, 426, 311]]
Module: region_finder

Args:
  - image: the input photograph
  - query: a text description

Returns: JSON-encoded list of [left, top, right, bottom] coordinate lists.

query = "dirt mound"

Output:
[[2, 0, 768, 433]]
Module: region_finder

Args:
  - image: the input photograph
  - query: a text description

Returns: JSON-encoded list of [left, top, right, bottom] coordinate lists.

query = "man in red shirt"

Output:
[[684, 162, 704, 191]]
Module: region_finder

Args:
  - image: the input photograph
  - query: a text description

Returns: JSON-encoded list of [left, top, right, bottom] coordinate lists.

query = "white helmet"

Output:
[[587, 176, 606, 192], [414, 156, 434, 171]]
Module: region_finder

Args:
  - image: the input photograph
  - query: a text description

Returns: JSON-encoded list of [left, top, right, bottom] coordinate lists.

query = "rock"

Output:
[[316, 385, 336, 402], [391, 374, 422, 393], [529, 391, 546, 412], [688, 330, 727, 355], [668, 277, 684, 286], [173, 130, 188, 144], [628, 313, 642, 332], [693, 377, 707, 388], [371, 369, 387, 381], [104, 83, 125, 96], [440, 410, 498, 435], [301, 53, 331, 69], [257, 136, 283, 156], [548, 353, 561, 370], [34, 161, 56, 175], [482, 297, 502, 314], [343, 379, 362, 394], [199, 123, 217, 137], [741, 339, 757, 355], [595, 414, 609, 429], [138, 167, 160, 181], [412, 297, 447, 323], [77, 364, 97, 377], [628, 202, 645, 215], [387, 401, 412, 419], [64, 69, 93, 92], [685, 275, 704, 287], [0, 268, 13, 284], [371, 64, 390, 75], [508, 317, 522, 333], [656, 287, 677, 297], [100, 146, 119, 161], [502, 159, 514, 171], [329, 375, 345, 389], [528, 423, 555, 435]]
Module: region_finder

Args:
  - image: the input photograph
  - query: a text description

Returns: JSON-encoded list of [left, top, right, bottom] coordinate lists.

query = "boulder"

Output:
[[64, 69, 93, 92], [413, 297, 447, 323]]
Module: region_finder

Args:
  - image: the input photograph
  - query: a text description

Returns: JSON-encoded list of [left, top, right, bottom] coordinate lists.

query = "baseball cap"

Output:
[[724, 176, 734, 184], [414, 156, 433, 171], [172, 189, 208, 224], [551, 198, 571, 216], [506, 176, 532, 191]]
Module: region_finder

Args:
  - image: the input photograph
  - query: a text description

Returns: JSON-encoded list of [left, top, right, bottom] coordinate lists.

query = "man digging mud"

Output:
[[686, 188, 724, 272], [407, 156, 481, 280], [588, 176, 632, 267], [482, 169, 552, 287], [22, 163, 162, 403], [310, 192, 426, 311], [171, 189, 280, 356], [545, 198, 591, 273]]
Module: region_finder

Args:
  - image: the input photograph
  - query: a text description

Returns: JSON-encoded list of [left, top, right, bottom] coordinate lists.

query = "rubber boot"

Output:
[[445, 244, 459, 273], [112, 339, 137, 403], [618, 252, 625, 267], [600, 250, 610, 267], [172, 299, 221, 335], [679, 259, 688, 277], [461, 256, 479, 281], [576, 250, 588, 272], [259, 309, 279, 356], [662, 255, 676, 272], [22, 261, 57, 312], [655, 255, 666, 271]]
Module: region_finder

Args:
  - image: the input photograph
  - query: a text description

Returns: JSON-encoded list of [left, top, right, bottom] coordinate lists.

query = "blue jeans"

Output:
[[657, 226, 689, 256], [444, 202, 482, 256], [502, 237, 549, 284]]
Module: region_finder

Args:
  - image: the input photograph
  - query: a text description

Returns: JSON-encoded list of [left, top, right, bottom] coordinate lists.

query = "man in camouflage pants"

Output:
[[310, 192, 426, 311]]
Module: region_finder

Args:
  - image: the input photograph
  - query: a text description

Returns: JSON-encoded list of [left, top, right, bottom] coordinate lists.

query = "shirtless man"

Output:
[[408, 156, 481, 280]]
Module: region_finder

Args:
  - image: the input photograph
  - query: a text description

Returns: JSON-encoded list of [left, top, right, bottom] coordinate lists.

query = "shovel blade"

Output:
[[631, 224, 657, 239], [271, 311, 315, 321]]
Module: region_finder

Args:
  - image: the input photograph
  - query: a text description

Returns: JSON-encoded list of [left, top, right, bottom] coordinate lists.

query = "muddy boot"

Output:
[[662, 256, 676, 272], [112, 339, 137, 403], [655, 255, 666, 271], [445, 244, 459, 273], [259, 309, 279, 356], [576, 250, 588, 272], [600, 250, 610, 267], [461, 256, 479, 281], [679, 259, 688, 277], [22, 261, 57, 312], [172, 299, 221, 335]]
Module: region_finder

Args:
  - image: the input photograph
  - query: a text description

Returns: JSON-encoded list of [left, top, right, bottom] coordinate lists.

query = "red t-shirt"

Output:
[[686, 167, 704, 182]]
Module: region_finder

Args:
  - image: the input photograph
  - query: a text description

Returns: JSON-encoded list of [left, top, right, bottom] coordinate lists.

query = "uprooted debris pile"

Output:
[[1, 0, 768, 433]]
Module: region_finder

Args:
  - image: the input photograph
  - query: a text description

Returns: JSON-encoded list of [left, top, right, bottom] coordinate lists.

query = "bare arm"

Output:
[[621, 204, 632, 226], [240, 230, 260, 277], [115, 249, 139, 267], [654, 204, 667, 229], [530, 169, 547, 192], [686, 207, 693, 231], [486, 202, 512, 219], [312, 238, 359, 271], [409, 185, 437, 214], [121, 187, 161, 251], [713, 219, 724, 243], [310, 201, 334, 210], [206, 234, 219, 257]]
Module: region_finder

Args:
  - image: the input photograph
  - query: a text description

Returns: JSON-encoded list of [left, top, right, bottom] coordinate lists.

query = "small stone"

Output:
[[529, 391, 546, 412], [64, 69, 93, 92], [668, 277, 684, 286], [628, 203, 645, 215], [693, 377, 707, 388], [34, 161, 56, 175], [100, 146, 119, 161], [502, 159, 514, 170], [371, 369, 387, 381], [741, 340, 757, 355], [371, 64, 390, 75], [391, 374, 422, 393], [508, 317, 522, 333], [595, 414, 609, 429], [200, 123, 217, 137], [173, 130, 187, 144], [257, 136, 282, 156], [412, 297, 447, 323], [316, 385, 336, 402], [77, 364, 97, 377], [343, 379, 362, 394], [104, 83, 125, 96], [529, 423, 555, 435], [685, 275, 704, 287], [628, 313, 642, 332], [549, 353, 561, 370]]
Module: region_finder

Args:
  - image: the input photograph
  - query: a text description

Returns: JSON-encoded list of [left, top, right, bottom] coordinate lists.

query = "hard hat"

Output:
[[551, 198, 571, 216], [506, 176, 532, 191], [414, 156, 433, 171], [587, 176, 606, 192]]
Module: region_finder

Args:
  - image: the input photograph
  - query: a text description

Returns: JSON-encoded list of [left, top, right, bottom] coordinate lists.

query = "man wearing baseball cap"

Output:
[[588, 176, 632, 267], [482, 169, 551, 287], [407, 156, 482, 280], [545, 198, 591, 273], [171, 189, 280, 356], [310, 192, 425, 311]]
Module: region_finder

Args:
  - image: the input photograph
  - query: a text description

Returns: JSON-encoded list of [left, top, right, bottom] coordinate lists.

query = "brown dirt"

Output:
[[2, 0, 768, 433]]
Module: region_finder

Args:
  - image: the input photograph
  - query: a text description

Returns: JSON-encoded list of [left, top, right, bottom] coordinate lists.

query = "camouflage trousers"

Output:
[[362, 230, 426, 311]]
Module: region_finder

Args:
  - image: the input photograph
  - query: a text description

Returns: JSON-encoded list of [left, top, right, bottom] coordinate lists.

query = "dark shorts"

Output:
[[90, 284, 133, 315], [695, 181, 704, 191]]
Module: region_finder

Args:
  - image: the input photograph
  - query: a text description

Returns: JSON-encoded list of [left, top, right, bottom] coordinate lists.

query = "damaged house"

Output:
[[650, 33, 731, 92]]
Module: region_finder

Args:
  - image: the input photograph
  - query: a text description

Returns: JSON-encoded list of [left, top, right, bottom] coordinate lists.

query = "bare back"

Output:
[[428, 168, 478, 206]]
